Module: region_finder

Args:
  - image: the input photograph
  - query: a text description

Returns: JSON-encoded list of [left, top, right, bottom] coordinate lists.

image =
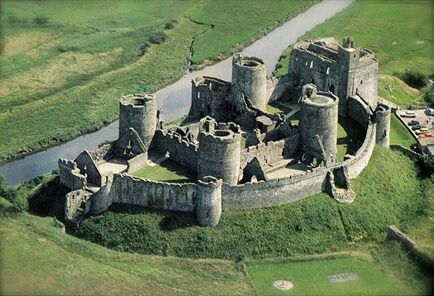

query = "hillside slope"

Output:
[[0, 214, 252, 295]]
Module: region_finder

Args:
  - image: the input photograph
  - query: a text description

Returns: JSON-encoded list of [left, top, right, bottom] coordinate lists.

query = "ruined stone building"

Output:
[[59, 37, 391, 227]]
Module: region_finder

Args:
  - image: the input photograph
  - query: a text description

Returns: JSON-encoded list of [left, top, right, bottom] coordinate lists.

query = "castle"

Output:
[[59, 37, 391, 227]]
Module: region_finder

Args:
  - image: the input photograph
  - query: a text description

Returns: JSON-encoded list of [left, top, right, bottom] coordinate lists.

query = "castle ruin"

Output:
[[59, 37, 391, 227]]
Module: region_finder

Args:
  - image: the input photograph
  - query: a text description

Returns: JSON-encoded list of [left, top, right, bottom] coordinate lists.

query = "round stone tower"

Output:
[[374, 103, 391, 148], [232, 54, 267, 111], [299, 84, 339, 165], [116, 93, 156, 157], [198, 121, 241, 185], [196, 176, 223, 227]]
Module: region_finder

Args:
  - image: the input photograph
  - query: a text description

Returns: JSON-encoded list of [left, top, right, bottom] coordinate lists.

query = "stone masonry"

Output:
[[59, 37, 390, 227]]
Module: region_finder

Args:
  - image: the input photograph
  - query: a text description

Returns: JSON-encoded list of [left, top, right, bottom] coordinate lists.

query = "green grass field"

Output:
[[0, 214, 252, 295], [132, 159, 197, 183], [247, 256, 404, 296], [74, 147, 429, 260], [0, 0, 318, 163]]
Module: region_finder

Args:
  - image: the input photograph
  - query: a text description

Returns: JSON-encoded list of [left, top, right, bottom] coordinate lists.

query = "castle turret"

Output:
[[198, 117, 241, 185], [232, 54, 267, 111], [196, 176, 222, 227], [299, 84, 339, 165], [116, 93, 157, 158], [374, 103, 391, 148], [337, 36, 378, 114]]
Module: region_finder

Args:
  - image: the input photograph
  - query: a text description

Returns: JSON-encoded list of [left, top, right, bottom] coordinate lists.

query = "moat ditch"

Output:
[[0, 0, 353, 185]]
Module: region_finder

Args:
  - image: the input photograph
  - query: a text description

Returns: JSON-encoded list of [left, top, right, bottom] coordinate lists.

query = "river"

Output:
[[0, 0, 352, 185]]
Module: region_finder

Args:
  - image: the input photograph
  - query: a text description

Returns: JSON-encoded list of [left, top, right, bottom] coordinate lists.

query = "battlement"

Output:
[[302, 86, 339, 109], [232, 54, 266, 71], [232, 54, 267, 111], [120, 93, 155, 108]]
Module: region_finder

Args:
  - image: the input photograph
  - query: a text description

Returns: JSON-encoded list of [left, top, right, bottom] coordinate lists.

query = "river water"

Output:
[[0, 0, 352, 185]]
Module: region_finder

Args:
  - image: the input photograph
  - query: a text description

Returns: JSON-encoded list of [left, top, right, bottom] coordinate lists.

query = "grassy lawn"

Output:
[[266, 102, 292, 116], [0, 214, 251, 295], [189, 0, 319, 66], [378, 74, 424, 106], [0, 0, 319, 163], [75, 147, 429, 260], [247, 256, 405, 296], [390, 114, 417, 148], [131, 159, 196, 183]]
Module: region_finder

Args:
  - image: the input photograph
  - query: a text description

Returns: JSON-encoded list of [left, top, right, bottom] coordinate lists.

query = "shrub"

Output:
[[57, 45, 80, 53], [138, 42, 150, 56], [149, 31, 166, 44], [418, 154, 434, 177], [12, 194, 28, 213], [0, 35, 5, 55], [33, 15, 49, 25], [394, 70, 429, 89], [164, 20, 177, 30], [0, 197, 14, 214], [0, 176, 17, 202], [424, 86, 434, 106]]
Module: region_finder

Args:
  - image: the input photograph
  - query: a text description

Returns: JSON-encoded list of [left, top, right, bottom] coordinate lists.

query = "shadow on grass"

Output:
[[110, 203, 198, 231], [337, 117, 365, 157], [28, 176, 69, 220]]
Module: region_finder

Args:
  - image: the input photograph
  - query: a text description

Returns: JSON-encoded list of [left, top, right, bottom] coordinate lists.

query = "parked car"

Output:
[[416, 128, 429, 135], [408, 120, 420, 126], [411, 124, 423, 131], [399, 110, 417, 118], [426, 108, 434, 116]]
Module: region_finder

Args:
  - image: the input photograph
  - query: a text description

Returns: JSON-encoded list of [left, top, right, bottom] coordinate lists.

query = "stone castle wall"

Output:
[[90, 174, 197, 215], [340, 122, 376, 179], [266, 74, 292, 103], [189, 76, 231, 120], [240, 133, 300, 171], [58, 158, 86, 190], [222, 168, 327, 210], [347, 96, 372, 128], [75, 151, 103, 186], [151, 129, 198, 171]]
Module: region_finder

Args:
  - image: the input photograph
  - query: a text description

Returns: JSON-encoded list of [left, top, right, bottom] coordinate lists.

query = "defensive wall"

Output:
[[61, 37, 390, 227], [151, 129, 198, 171], [66, 115, 376, 225], [239, 132, 300, 172]]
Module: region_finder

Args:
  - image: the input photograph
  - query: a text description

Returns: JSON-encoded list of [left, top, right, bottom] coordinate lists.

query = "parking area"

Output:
[[397, 109, 434, 153]]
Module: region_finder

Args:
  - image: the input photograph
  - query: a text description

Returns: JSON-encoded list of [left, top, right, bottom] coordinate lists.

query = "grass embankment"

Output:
[[132, 159, 197, 183], [390, 114, 417, 148], [400, 184, 434, 261], [75, 147, 429, 260], [0, 0, 318, 163], [0, 214, 251, 295], [275, 0, 433, 107]]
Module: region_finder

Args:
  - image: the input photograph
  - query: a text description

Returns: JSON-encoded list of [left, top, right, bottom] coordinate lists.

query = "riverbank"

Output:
[[0, 0, 321, 165]]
